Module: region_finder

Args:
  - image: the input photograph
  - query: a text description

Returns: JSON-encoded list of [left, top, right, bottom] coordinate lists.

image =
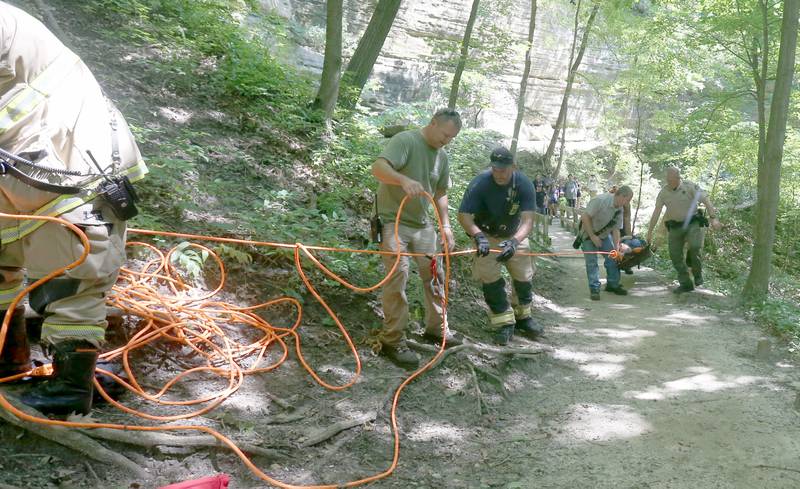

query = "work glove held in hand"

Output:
[[473, 232, 490, 257], [496, 238, 519, 262]]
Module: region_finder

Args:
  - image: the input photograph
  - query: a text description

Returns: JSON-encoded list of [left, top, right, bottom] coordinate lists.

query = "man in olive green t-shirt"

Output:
[[371, 108, 462, 369]]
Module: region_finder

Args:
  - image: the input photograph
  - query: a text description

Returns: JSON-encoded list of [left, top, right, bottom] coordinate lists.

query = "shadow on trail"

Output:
[[485, 223, 800, 489]]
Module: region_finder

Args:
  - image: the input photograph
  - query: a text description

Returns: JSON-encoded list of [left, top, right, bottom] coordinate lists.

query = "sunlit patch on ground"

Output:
[[648, 310, 715, 326], [316, 364, 359, 384], [505, 370, 542, 392], [550, 348, 635, 380], [557, 403, 651, 443], [581, 327, 657, 340], [624, 372, 765, 400], [405, 421, 467, 442]]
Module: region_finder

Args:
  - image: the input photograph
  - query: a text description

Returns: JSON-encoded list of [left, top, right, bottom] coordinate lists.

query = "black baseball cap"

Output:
[[490, 147, 514, 167]]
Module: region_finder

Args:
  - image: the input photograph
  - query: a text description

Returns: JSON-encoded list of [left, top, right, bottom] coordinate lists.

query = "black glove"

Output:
[[496, 238, 519, 262], [473, 232, 490, 257]]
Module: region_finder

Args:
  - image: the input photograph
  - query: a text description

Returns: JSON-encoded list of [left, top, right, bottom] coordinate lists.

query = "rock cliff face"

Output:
[[260, 0, 621, 153]]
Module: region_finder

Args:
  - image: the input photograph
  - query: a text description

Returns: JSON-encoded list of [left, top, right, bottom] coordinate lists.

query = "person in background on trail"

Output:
[[578, 185, 634, 300], [558, 193, 568, 221], [534, 180, 547, 216], [645, 166, 721, 294], [458, 147, 543, 345], [547, 182, 560, 221], [371, 108, 462, 369], [0, 3, 147, 414], [564, 174, 579, 209]]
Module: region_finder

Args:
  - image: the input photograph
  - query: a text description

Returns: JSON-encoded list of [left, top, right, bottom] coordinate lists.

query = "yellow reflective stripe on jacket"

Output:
[[0, 53, 81, 135], [0, 284, 25, 307], [41, 323, 105, 337], [513, 304, 531, 320], [488, 309, 515, 328], [0, 159, 148, 245]]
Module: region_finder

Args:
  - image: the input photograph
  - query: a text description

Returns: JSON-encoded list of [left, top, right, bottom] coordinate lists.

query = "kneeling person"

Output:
[[458, 147, 542, 345]]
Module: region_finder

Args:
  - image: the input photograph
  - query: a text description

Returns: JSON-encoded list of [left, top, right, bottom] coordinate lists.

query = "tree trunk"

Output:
[[542, 3, 599, 170], [551, 0, 582, 178], [339, 0, 403, 109], [743, 0, 799, 303], [312, 0, 344, 122], [510, 0, 539, 156], [448, 0, 481, 109]]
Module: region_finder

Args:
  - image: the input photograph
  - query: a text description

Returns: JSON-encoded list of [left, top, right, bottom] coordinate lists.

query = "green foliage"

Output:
[[81, 0, 317, 135], [170, 241, 210, 285]]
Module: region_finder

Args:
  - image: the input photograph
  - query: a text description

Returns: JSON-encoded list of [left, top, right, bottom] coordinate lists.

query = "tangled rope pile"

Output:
[[0, 195, 615, 488]]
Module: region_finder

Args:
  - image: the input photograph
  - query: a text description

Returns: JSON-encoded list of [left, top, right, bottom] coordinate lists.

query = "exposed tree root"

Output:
[[299, 411, 377, 448], [81, 427, 285, 459], [0, 390, 149, 478]]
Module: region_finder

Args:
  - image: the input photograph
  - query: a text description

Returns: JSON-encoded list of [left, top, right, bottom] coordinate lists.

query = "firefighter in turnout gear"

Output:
[[458, 147, 543, 345], [0, 2, 147, 414]]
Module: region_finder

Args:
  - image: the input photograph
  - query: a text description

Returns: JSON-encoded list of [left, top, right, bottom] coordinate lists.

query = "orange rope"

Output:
[[0, 198, 616, 488]]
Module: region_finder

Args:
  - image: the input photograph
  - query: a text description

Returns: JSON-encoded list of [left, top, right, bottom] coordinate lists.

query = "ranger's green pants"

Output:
[[668, 221, 705, 288]]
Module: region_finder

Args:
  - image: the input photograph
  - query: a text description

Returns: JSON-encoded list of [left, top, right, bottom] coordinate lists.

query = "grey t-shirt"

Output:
[[376, 129, 451, 228], [582, 193, 622, 239]]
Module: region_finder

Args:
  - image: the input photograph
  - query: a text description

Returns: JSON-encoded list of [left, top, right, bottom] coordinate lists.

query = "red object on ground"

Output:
[[158, 474, 230, 489]]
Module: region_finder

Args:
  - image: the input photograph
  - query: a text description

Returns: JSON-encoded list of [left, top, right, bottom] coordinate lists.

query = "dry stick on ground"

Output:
[[81, 428, 286, 459], [405, 340, 549, 360], [300, 376, 405, 448], [299, 411, 377, 448], [752, 465, 800, 474], [466, 363, 483, 416], [0, 391, 149, 478]]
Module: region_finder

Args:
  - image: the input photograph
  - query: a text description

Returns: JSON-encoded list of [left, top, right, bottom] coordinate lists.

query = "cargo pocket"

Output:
[[25, 203, 125, 281]]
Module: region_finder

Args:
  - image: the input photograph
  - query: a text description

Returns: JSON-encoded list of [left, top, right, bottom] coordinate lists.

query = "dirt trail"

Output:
[[486, 225, 800, 489]]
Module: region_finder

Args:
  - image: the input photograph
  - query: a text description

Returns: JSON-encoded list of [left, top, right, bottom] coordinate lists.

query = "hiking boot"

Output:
[[380, 342, 420, 370], [672, 284, 695, 294], [623, 268, 634, 275], [590, 290, 601, 301], [422, 329, 464, 348], [605, 285, 628, 296], [493, 324, 514, 346], [693, 274, 704, 287], [515, 317, 544, 339]]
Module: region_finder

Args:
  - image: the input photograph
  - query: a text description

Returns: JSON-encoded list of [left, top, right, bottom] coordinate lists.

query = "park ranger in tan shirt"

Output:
[[646, 167, 721, 293]]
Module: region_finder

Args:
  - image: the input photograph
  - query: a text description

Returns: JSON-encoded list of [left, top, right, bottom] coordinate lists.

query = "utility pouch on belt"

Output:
[[369, 193, 382, 244], [98, 175, 139, 221], [370, 215, 383, 244]]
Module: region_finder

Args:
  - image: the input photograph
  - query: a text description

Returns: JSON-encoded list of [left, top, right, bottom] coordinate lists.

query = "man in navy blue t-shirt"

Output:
[[458, 147, 544, 345]]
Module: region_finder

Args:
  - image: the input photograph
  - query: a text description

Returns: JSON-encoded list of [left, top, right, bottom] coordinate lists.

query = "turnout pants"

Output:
[[0, 185, 126, 347], [378, 223, 445, 346], [668, 221, 705, 288], [473, 236, 534, 330]]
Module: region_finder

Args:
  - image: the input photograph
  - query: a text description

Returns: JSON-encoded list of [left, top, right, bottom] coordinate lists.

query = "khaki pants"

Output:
[[0, 195, 126, 347], [474, 236, 534, 327], [473, 236, 534, 286], [378, 223, 444, 346]]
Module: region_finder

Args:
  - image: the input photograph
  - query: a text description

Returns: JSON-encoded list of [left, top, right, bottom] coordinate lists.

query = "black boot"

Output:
[[0, 307, 31, 378], [22, 341, 98, 415]]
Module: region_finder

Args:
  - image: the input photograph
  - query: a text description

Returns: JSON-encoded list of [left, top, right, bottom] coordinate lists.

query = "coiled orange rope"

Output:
[[0, 197, 616, 488]]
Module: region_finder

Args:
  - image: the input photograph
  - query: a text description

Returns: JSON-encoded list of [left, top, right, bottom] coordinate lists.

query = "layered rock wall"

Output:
[[261, 0, 622, 153]]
